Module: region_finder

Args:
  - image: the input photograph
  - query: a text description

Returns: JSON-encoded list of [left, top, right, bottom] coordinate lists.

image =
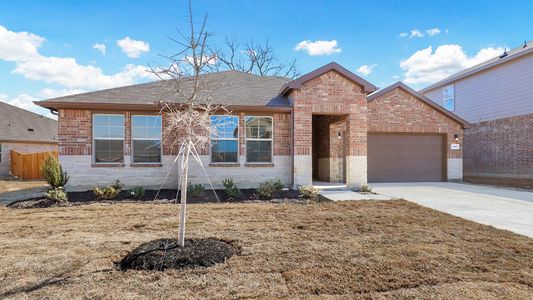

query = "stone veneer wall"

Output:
[[367, 87, 464, 180], [57, 109, 292, 191], [464, 113, 533, 178], [290, 70, 367, 188], [0, 142, 57, 176]]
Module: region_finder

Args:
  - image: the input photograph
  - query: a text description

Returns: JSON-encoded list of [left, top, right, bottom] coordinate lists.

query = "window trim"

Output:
[[210, 115, 239, 164], [131, 114, 163, 164], [92, 113, 125, 164], [245, 115, 274, 164]]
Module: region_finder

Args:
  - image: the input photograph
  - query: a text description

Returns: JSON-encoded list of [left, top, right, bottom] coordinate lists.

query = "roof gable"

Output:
[[368, 82, 470, 128], [280, 62, 377, 95]]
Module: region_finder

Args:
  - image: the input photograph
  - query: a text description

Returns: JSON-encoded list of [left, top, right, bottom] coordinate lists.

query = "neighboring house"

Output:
[[35, 62, 468, 191], [421, 41, 533, 180], [0, 102, 58, 176]]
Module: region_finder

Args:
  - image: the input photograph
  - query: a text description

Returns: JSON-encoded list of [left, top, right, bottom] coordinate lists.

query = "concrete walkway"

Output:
[[319, 190, 393, 201], [371, 182, 533, 238]]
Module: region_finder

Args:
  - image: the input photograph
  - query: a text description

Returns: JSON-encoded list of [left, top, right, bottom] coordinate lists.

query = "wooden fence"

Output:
[[10, 150, 59, 180]]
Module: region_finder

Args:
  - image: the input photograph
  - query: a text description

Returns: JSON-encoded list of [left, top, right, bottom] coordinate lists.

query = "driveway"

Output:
[[371, 182, 533, 238]]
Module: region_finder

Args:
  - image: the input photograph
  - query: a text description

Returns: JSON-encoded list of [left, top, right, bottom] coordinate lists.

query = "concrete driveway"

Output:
[[371, 182, 533, 238]]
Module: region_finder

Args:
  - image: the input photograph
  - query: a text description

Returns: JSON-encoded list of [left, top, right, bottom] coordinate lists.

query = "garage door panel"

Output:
[[368, 134, 445, 182]]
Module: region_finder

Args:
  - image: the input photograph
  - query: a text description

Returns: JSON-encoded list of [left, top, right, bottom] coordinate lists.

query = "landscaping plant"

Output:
[[257, 179, 284, 199], [187, 183, 205, 198], [93, 180, 123, 200], [299, 185, 319, 199], [360, 184, 373, 193], [45, 187, 68, 202], [42, 154, 69, 188], [129, 186, 145, 200], [222, 179, 241, 200]]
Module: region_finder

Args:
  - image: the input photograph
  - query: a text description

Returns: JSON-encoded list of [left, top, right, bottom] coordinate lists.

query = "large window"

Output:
[[245, 116, 273, 163], [132, 115, 162, 163], [93, 114, 125, 163], [210, 116, 239, 163]]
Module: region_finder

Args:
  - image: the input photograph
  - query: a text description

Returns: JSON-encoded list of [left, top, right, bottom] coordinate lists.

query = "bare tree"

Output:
[[215, 38, 299, 78], [151, 1, 226, 247]]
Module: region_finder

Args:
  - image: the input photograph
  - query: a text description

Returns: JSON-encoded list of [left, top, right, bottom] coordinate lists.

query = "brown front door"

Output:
[[368, 133, 445, 182]]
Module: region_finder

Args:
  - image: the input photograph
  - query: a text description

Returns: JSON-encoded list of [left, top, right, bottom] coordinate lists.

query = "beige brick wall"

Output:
[[0, 142, 57, 176]]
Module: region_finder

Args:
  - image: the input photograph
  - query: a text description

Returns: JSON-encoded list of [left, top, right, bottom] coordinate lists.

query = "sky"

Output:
[[1, 0, 532, 119]]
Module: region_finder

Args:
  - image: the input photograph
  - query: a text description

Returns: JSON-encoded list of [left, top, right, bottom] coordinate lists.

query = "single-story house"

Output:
[[35, 62, 468, 191], [0, 101, 58, 176], [421, 40, 532, 180]]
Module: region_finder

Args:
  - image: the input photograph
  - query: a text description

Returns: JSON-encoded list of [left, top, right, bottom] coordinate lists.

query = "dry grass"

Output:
[[0, 200, 531, 299], [0, 179, 48, 194]]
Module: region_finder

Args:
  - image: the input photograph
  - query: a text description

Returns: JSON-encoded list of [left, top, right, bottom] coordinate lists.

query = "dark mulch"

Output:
[[7, 198, 67, 209], [464, 176, 533, 190], [118, 238, 236, 271]]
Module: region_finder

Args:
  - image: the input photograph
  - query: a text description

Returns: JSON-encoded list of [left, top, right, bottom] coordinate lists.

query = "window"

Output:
[[132, 115, 162, 163], [443, 85, 455, 111], [245, 116, 273, 163], [210, 116, 239, 163], [93, 114, 125, 163], [0, 144, 2, 163]]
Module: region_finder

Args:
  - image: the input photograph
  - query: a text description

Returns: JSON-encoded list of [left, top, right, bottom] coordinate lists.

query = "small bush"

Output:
[[129, 186, 145, 199], [299, 185, 319, 199], [46, 187, 68, 202], [257, 179, 284, 199], [42, 155, 69, 188], [93, 180, 123, 200], [222, 179, 241, 200], [187, 183, 205, 198], [360, 184, 373, 193]]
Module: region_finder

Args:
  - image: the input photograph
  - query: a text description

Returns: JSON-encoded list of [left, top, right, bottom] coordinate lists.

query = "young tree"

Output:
[[151, 1, 225, 247]]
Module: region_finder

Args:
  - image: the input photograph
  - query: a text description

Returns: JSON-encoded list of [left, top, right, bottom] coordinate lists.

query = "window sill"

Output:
[[209, 163, 240, 167], [245, 163, 274, 168], [130, 163, 162, 168], [92, 163, 125, 168]]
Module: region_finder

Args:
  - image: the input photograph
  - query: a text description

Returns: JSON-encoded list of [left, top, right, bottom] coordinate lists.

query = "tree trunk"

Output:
[[178, 142, 190, 247]]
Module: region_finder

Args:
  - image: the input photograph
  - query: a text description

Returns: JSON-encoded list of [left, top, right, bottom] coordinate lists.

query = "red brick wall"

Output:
[[367, 87, 463, 159], [464, 113, 533, 176], [290, 70, 367, 157], [58, 109, 291, 157]]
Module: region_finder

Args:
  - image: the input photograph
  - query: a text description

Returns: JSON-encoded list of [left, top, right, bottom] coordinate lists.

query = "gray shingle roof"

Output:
[[0, 101, 58, 143], [36, 70, 291, 108]]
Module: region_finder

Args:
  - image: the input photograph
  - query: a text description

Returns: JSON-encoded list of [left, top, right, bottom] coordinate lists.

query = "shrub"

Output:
[[46, 187, 68, 202], [129, 186, 145, 200], [257, 179, 284, 199], [360, 184, 373, 193], [93, 180, 123, 200], [299, 185, 319, 199], [42, 155, 69, 188], [188, 183, 205, 198], [222, 178, 241, 200]]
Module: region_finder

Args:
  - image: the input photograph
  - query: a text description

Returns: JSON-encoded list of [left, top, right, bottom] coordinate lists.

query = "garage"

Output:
[[368, 133, 445, 182]]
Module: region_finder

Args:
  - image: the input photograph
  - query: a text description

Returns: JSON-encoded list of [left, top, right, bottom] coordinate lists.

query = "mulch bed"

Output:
[[464, 176, 533, 190], [7, 198, 67, 209], [118, 238, 237, 271]]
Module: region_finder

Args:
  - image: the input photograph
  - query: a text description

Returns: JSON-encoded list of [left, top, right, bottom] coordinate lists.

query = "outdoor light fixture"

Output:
[[454, 134, 459, 141], [338, 132, 342, 139]]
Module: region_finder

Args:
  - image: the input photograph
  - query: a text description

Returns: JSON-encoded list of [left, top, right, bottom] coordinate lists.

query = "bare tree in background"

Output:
[[215, 38, 299, 78], [151, 1, 226, 247]]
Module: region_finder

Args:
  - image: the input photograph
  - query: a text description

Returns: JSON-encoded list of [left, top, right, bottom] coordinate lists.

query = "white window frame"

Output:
[[245, 115, 274, 163], [210, 115, 239, 163], [131, 114, 163, 164], [92, 113, 125, 164]]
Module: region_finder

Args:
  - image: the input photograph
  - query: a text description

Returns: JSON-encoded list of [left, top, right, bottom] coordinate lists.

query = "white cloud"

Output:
[[0, 93, 56, 119], [398, 32, 409, 38], [294, 40, 341, 56], [38, 88, 86, 99], [425, 28, 441, 36], [184, 54, 218, 66], [0, 24, 44, 61], [357, 64, 377, 76], [409, 30, 424, 38], [400, 44, 504, 84], [117, 36, 150, 58], [93, 43, 106, 55]]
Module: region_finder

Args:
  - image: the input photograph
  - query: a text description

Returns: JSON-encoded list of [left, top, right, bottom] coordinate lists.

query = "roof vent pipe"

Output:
[[499, 48, 508, 58], [523, 41, 528, 48]]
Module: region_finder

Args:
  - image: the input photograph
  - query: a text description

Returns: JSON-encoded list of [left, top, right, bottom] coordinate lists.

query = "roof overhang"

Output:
[[368, 82, 470, 129], [280, 62, 378, 95]]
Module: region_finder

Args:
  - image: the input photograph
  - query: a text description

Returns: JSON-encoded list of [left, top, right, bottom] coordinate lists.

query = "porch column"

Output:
[[292, 97, 312, 187], [345, 103, 368, 189]]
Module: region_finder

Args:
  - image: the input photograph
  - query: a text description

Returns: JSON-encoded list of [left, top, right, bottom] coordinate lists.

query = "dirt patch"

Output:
[[118, 238, 236, 271], [7, 198, 65, 209], [464, 176, 533, 190]]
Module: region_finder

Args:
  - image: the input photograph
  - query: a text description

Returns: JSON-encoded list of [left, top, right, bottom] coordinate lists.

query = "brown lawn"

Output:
[[0, 200, 532, 299], [0, 178, 48, 194]]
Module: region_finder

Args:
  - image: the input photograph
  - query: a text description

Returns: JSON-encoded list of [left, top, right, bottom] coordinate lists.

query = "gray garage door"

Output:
[[368, 134, 445, 182]]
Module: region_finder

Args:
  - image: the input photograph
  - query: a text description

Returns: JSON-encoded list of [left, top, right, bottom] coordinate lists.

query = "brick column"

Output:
[[292, 93, 313, 187]]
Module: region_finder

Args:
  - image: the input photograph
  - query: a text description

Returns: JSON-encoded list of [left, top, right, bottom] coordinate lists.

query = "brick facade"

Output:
[[368, 87, 464, 159], [464, 113, 533, 177]]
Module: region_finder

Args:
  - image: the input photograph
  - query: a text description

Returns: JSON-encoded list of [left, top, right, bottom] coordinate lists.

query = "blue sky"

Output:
[[1, 0, 532, 118]]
